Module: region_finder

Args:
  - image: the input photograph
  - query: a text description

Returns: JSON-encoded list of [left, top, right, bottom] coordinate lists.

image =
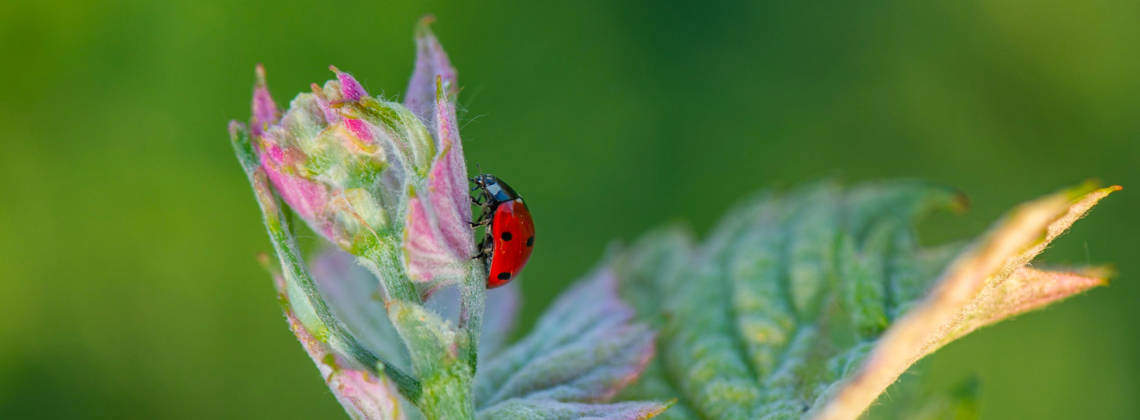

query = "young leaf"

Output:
[[272, 269, 413, 420], [476, 399, 669, 420], [474, 269, 670, 418], [230, 122, 421, 400], [307, 247, 524, 420], [611, 181, 1116, 420], [232, 20, 491, 419], [813, 183, 1117, 420]]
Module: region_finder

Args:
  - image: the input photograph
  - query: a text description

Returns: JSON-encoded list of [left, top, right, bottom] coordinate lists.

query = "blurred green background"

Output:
[[1, 0, 1136, 418]]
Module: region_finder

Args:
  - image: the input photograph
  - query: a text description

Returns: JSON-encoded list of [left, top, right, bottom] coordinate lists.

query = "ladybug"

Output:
[[471, 174, 535, 289]]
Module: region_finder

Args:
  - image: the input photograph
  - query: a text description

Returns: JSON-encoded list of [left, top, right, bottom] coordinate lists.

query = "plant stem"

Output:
[[360, 245, 477, 419]]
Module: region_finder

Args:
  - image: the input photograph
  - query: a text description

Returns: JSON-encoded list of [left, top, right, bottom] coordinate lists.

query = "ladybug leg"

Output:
[[478, 235, 491, 256], [474, 231, 494, 263], [469, 191, 494, 213], [470, 210, 491, 228], [470, 199, 494, 228]]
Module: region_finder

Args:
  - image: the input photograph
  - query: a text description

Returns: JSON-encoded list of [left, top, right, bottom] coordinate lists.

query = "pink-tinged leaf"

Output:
[[402, 77, 475, 285], [343, 118, 375, 144], [476, 399, 671, 420], [331, 65, 369, 102], [235, 124, 420, 400], [400, 35, 474, 287], [258, 151, 331, 230], [973, 266, 1108, 326], [475, 269, 663, 416], [428, 74, 475, 248], [309, 82, 341, 124], [491, 323, 655, 404], [812, 184, 1119, 420], [232, 24, 493, 417], [250, 64, 280, 136], [254, 229, 413, 419], [285, 309, 407, 420], [405, 16, 457, 129], [404, 194, 470, 285]]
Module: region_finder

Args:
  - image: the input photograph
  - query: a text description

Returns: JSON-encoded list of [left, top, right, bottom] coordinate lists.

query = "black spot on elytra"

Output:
[[497, 272, 511, 280], [526, 236, 534, 247], [501, 231, 513, 241]]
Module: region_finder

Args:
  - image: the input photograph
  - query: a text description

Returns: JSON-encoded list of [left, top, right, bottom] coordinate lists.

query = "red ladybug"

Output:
[[471, 174, 535, 288]]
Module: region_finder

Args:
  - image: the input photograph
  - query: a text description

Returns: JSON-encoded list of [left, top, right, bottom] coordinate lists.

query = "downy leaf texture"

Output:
[[474, 270, 669, 419], [610, 181, 1115, 420], [232, 17, 1117, 420]]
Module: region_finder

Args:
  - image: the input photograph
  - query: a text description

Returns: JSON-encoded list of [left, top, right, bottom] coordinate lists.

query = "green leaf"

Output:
[[305, 247, 523, 420], [387, 300, 474, 419], [612, 181, 1116, 419], [474, 270, 669, 418], [476, 399, 670, 420]]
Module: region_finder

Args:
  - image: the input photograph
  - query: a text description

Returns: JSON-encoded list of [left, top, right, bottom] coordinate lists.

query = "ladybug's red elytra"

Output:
[[471, 174, 535, 289]]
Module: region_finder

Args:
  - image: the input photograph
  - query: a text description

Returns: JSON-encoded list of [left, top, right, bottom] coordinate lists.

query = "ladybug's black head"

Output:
[[472, 174, 497, 188], [471, 173, 520, 204]]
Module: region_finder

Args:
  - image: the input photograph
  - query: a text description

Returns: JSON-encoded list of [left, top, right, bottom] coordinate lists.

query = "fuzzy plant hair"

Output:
[[229, 17, 1119, 420]]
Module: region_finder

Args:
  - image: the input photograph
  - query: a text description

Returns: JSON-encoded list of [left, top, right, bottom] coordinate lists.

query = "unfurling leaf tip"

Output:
[[228, 121, 259, 174], [416, 14, 437, 36], [254, 63, 268, 87]]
